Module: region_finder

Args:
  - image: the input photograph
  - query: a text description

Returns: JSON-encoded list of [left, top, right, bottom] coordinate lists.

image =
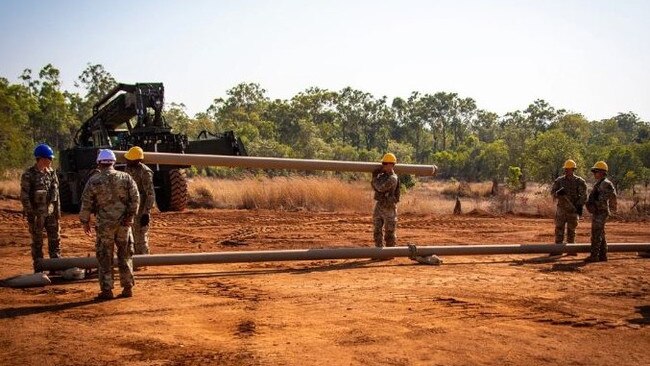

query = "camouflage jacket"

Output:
[[587, 177, 617, 215], [79, 166, 139, 225], [551, 174, 587, 213], [125, 162, 155, 215], [20, 165, 60, 216], [372, 172, 399, 207]]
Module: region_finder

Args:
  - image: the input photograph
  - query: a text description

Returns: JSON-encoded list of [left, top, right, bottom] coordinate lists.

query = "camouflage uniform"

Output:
[[125, 162, 155, 255], [20, 165, 61, 271], [586, 177, 617, 260], [372, 172, 399, 247], [79, 166, 139, 292], [551, 174, 587, 244]]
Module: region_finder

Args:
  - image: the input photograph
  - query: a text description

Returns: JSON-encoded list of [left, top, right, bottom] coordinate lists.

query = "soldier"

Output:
[[20, 143, 62, 272], [80, 149, 140, 300], [550, 159, 587, 255], [372, 153, 400, 247], [585, 161, 617, 262], [124, 146, 155, 255]]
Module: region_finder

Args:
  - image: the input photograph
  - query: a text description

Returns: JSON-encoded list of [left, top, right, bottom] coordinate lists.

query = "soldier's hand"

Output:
[[140, 213, 150, 227], [82, 222, 92, 236]]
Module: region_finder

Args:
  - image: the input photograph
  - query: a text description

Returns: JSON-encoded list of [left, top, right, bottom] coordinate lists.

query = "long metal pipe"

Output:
[[114, 151, 438, 176], [38, 243, 650, 271]]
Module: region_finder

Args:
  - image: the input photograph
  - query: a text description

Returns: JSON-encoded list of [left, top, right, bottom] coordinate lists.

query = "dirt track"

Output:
[[0, 198, 649, 366]]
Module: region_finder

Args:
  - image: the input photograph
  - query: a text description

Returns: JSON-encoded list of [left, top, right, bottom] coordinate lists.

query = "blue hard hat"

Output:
[[34, 144, 55, 159]]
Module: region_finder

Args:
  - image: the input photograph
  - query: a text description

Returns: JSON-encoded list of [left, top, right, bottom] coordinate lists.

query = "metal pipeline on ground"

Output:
[[114, 151, 438, 176], [38, 243, 650, 271]]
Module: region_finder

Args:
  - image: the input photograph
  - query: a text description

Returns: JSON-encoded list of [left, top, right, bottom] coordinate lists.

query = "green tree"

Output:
[[392, 92, 431, 163], [476, 139, 509, 182], [0, 78, 37, 173], [523, 99, 565, 135], [73, 63, 117, 120], [524, 129, 583, 183], [207, 83, 273, 145], [21, 64, 79, 150], [607, 146, 643, 191]]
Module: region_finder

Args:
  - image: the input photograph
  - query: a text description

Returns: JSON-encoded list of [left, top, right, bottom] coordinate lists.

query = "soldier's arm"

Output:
[[550, 179, 562, 197], [372, 174, 398, 193], [52, 172, 61, 218], [79, 180, 95, 224], [605, 182, 618, 213], [143, 170, 155, 213], [20, 171, 32, 214], [577, 179, 588, 206], [126, 176, 140, 220]]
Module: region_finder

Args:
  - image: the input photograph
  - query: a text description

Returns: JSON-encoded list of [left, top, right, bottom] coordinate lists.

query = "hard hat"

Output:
[[563, 159, 577, 169], [96, 149, 116, 163], [34, 144, 55, 159], [591, 161, 608, 172], [381, 153, 397, 164], [124, 146, 145, 161]]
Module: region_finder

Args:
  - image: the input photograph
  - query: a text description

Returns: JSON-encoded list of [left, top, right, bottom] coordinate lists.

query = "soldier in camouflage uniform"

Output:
[[20, 144, 61, 272], [124, 146, 155, 255], [80, 149, 140, 300], [585, 161, 617, 262], [550, 159, 587, 254], [372, 153, 400, 247]]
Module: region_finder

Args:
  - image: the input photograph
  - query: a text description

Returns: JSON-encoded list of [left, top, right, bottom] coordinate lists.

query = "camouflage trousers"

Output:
[[27, 214, 61, 272], [590, 213, 608, 259], [95, 222, 134, 292], [373, 203, 397, 247], [554, 208, 578, 244], [132, 213, 150, 255]]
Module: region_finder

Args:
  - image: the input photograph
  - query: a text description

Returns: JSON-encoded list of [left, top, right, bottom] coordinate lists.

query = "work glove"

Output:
[[140, 213, 150, 227]]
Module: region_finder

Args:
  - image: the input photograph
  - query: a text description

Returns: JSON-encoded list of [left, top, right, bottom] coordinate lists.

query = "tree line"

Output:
[[1, 63, 649, 191]]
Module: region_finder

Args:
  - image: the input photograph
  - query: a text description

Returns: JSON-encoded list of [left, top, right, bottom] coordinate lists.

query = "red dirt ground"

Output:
[[0, 198, 648, 365]]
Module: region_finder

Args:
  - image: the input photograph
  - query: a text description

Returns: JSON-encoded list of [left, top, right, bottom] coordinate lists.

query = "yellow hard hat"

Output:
[[591, 161, 608, 172], [124, 146, 145, 161], [381, 153, 397, 164], [563, 159, 577, 169]]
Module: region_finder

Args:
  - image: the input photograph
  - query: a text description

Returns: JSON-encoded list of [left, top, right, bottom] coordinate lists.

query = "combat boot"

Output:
[[583, 255, 599, 263], [120, 287, 133, 298], [95, 289, 113, 301]]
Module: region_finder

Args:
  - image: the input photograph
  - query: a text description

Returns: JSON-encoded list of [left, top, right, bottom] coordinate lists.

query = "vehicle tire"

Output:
[[169, 169, 188, 211]]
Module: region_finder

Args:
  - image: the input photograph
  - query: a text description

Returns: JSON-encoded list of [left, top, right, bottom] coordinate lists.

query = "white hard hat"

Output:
[[96, 149, 116, 163]]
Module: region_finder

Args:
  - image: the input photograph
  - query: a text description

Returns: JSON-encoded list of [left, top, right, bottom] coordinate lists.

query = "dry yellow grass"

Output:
[[0, 179, 20, 198], [188, 178, 546, 215], [0, 172, 645, 218], [189, 176, 374, 212]]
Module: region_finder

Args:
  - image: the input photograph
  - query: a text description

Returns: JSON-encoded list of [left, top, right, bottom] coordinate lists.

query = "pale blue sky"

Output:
[[1, 0, 648, 120]]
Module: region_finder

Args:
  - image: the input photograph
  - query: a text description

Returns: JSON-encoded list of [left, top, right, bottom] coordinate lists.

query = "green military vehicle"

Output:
[[58, 82, 246, 213]]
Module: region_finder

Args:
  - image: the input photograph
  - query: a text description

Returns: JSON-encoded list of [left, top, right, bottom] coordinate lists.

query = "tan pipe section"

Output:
[[114, 151, 438, 176], [38, 243, 650, 271]]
